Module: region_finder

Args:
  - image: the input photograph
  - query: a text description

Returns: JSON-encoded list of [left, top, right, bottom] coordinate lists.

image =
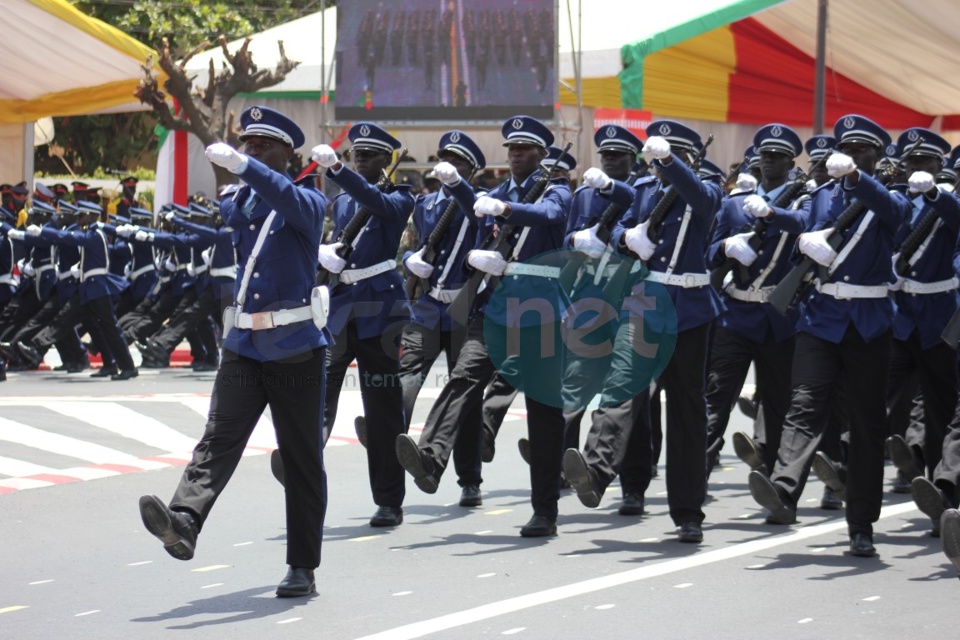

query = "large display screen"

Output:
[[335, 0, 556, 122]]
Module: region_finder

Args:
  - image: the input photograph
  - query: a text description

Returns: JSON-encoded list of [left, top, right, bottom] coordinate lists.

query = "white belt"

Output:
[[724, 284, 774, 303], [0, 274, 15, 285], [816, 282, 889, 299], [236, 305, 312, 330], [503, 263, 561, 278], [894, 277, 959, 295], [82, 267, 108, 280], [646, 271, 710, 288], [57, 270, 75, 281], [129, 264, 155, 280], [428, 285, 463, 304], [209, 265, 238, 278], [193, 264, 209, 275], [176, 263, 190, 271], [340, 259, 396, 285]]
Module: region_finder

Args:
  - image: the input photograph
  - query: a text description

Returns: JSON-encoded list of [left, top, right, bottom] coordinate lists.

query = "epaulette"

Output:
[[632, 175, 658, 188]]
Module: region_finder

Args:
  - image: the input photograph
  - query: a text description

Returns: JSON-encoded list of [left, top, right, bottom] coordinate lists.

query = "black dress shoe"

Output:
[[395, 434, 439, 493], [940, 509, 960, 572], [111, 368, 139, 381], [562, 448, 602, 508], [354, 416, 368, 448], [737, 394, 758, 420], [748, 471, 797, 524], [15, 340, 43, 368], [369, 506, 403, 527], [891, 470, 913, 494], [820, 486, 843, 510], [517, 437, 531, 465], [811, 451, 846, 499], [90, 365, 119, 378], [191, 361, 218, 372], [66, 358, 91, 373], [732, 432, 766, 473], [519, 515, 557, 537], [0, 342, 15, 360], [138, 495, 199, 560], [678, 522, 703, 543], [481, 429, 496, 463], [887, 435, 922, 480], [276, 566, 316, 598], [912, 477, 950, 535], [459, 484, 482, 507], [849, 532, 876, 557], [618, 493, 645, 516], [270, 449, 285, 487]]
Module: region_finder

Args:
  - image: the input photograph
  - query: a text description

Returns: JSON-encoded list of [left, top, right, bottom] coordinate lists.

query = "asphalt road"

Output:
[[0, 368, 956, 640]]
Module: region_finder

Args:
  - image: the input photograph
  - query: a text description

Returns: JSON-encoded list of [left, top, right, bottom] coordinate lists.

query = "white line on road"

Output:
[[75, 610, 100, 617], [352, 502, 917, 640], [46, 401, 198, 453], [277, 617, 302, 624], [28, 580, 54, 585], [127, 561, 152, 566]]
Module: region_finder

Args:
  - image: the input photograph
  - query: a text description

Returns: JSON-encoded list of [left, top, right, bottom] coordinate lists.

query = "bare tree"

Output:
[[135, 35, 299, 186]]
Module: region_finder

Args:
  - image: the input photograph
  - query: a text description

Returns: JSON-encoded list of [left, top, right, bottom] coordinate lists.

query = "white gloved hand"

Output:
[[116, 224, 134, 238], [642, 136, 672, 163], [467, 249, 508, 276], [163, 211, 177, 222], [573, 225, 606, 259], [187, 263, 197, 277], [826, 152, 857, 179], [91, 221, 104, 230], [163, 259, 177, 273], [201, 248, 212, 265], [134, 230, 150, 242], [474, 195, 507, 217], [798, 229, 837, 267], [908, 171, 936, 194], [624, 220, 657, 261], [26, 224, 42, 237], [433, 161, 460, 186], [311, 144, 339, 168], [724, 232, 759, 266], [317, 242, 346, 274], [805, 179, 818, 192], [6, 229, 24, 240], [23, 262, 35, 277], [582, 167, 613, 191], [69, 264, 80, 279], [736, 173, 758, 192], [205, 142, 248, 174], [743, 194, 773, 219], [124, 262, 132, 277], [404, 248, 435, 279]]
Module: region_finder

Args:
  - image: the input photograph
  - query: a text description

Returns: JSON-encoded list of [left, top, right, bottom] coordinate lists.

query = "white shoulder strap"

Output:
[[235, 210, 278, 310]]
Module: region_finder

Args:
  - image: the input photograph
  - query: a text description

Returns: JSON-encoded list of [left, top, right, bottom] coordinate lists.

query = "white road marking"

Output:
[[477, 573, 496, 578], [201, 583, 224, 589], [191, 565, 230, 572], [475, 531, 494, 535], [277, 617, 302, 624], [393, 591, 413, 597], [638, 538, 659, 543], [798, 618, 813, 624], [595, 604, 615, 610], [46, 401, 198, 452], [746, 564, 766, 569], [501, 628, 526, 635], [28, 580, 54, 585], [673, 583, 693, 589], [353, 502, 916, 640], [233, 541, 253, 547], [75, 610, 100, 617], [862, 595, 881, 602], [127, 561, 152, 566], [0, 606, 28, 614]]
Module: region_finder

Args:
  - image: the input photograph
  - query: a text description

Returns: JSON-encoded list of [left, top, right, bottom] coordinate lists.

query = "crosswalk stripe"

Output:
[[46, 401, 199, 453], [0, 455, 62, 477]]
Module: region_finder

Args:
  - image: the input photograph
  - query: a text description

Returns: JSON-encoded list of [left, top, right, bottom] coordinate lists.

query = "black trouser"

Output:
[[481, 372, 519, 443], [152, 288, 227, 356], [0, 290, 43, 342], [122, 291, 180, 342], [171, 348, 327, 568], [885, 335, 956, 476], [420, 313, 565, 520], [324, 321, 405, 508], [10, 292, 61, 349], [35, 294, 83, 350], [82, 295, 134, 371], [398, 322, 480, 486], [772, 329, 891, 537], [705, 328, 795, 474]]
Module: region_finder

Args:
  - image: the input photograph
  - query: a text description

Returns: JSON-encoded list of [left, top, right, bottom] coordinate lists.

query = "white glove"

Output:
[[736, 173, 758, 192], [467, 249, 508, 276], [743, 194, 773, 219], [582, 167, 613, 191], [908, 171, 936, 194], [163, 211, 177, 222], [26, 224, 42, 237], [91, 221, 105, 230], [433, 161, 460, 186], [805, 179, 818, 192], [116, 224, 134, 238], [201, 248, 212, 265], [124, 262, 132, 277], [798, 229, 838, 267], [572, 225, 606, 259], [826, 152, 857, 179], [724, 233, 759, 266], [69, 264, 80, 279], [163, 259, 177, 273], [311, 144, 339, 168], [187, 263, 197, 277], [474, 195, 507, 217], [134, 230, 150, 242], [624, 220, 657, 261], [6, 229, 24, 240], [317, 242, 346, 274], [405, 248, 435, 279], [205, 142, 248, 174], [642, 136, 672, 163]]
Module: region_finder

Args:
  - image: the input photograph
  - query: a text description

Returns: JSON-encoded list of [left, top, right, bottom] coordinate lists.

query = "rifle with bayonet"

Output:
[[317, 148, 408, 287]]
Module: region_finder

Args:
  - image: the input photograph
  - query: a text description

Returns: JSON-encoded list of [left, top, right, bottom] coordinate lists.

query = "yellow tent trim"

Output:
[[27, 0, 158, 64], [560, 76, 622, 109], [0, 79, 148, 124]]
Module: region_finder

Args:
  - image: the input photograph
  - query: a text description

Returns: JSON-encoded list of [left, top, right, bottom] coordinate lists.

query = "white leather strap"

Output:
[[129, 263, 155, 280], [502, 263, 561, 278], [646, 271, 710, 288], [724, 283, 774, 303], [210, 265, 238, 278], [428, 285, 463, 304], [895, 277, 958, 295], [829, 210, 874, 275], [340, 259, 396, 285], [236, 210, 278, 309], [236, 305, 312, 330], [816, 281, 889, 299]]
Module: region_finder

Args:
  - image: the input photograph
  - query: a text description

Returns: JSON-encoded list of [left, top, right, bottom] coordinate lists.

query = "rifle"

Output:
[[448, 141, 574, 324], [708, 151, 832, 291], [317, 148, 408, 287], [767, 137, 924, 315], [403, 166, 478, 302]]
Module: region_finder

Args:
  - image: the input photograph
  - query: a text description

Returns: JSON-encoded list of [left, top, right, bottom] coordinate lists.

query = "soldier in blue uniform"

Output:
[[113, 207, 158, 320], [308, 121, 415, 527], [396, 115, 572, 537], [139, 106, 329, 598], [0, 206, 19, 381], [397, 130, 486, 506], [564, 120, 722, 543], [748, 115, 911, 557]]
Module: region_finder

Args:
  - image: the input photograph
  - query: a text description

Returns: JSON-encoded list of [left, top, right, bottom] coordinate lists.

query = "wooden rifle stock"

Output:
[[317, 148, 408, 286]]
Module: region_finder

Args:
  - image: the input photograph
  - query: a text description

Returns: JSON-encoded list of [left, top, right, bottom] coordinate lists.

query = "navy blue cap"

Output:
[[698, 158, 726, 181], [501, 115, 554, 148], [438, 130, 486, 170], [239, 105, 305, 149], [834, 114, 890, 150], [646, 120, 702, 153], [30, 201, 57, 215], [76, 200, 102, 215], [897, 127, 951, 159], [805, 135, 835, 162], [542, 146, 577, 172], [594, 125, 643, 155], [753, 123, 802, 157], [743, 145, 759, 170], [189, 202, 213, 217], [349, 122, 401, 154], [113, 212, 131, 225], [57, 202, 80, 216], [950, 146, 960, 172], [129, 207, 153, 220], [884, 142, 901, 160], [172, 203, 191, 216]]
